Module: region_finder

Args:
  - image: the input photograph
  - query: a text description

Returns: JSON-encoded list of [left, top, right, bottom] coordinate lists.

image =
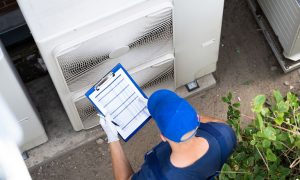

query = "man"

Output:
[[100, 89, 236, 180]]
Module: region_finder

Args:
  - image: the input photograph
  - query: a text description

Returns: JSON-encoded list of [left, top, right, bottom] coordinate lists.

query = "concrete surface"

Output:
[[29, 0, 300, 179], [24, 76, 104, 168]]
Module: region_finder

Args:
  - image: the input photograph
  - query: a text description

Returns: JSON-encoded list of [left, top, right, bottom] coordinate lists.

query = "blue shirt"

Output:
[[132, 122, 236, 180]]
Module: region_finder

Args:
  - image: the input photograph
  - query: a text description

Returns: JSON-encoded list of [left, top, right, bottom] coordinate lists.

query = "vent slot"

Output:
[[141, 66, 174, 89], [74, 97, 98, 129]]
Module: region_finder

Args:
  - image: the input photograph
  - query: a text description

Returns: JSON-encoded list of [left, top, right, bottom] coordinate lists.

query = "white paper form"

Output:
[[88, 68, 150, 140]]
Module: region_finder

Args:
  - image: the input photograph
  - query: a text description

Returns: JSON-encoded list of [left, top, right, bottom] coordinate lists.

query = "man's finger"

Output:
[[99, 115, 106, 126], [138, 97, 148, 105]]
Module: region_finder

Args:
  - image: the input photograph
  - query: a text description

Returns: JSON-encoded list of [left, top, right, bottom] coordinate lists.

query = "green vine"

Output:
[[219, 91, 300, 179]]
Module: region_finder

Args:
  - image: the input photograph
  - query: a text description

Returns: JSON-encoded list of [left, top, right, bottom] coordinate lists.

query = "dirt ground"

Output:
[[29, 0, 300, 179]]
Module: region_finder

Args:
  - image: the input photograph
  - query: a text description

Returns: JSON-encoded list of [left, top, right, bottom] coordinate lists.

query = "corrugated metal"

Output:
[[258, 0, 300, 59]]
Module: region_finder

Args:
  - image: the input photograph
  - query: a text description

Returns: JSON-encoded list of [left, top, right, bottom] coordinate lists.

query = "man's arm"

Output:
[[109, 141, 134, 180], [200, 115, 227, 123], [99, 114, 134, 180]]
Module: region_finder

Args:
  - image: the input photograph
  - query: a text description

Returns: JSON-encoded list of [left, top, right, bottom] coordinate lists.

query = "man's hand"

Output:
[[99, 113, 119, 143]]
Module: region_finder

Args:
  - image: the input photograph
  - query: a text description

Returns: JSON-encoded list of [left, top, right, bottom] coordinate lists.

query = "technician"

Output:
[[99, 89, 236, 180]]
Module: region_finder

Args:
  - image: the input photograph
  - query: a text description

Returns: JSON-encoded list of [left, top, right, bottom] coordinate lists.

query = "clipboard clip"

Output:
[[94, 72, 115, 91]]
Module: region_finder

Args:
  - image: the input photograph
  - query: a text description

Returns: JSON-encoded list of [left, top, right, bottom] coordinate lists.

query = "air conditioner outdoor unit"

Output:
[[258, 0, 300, 61], [17, 0, 224, 131], [0, 41, 48, 151]]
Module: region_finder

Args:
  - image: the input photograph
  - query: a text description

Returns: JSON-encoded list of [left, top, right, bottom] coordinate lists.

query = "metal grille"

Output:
[[141, 66, 174, 89], [129, 11, 172, 49], [258, 0, 300, 55], [56, 9, 173, 92], [74, 97, 97, 126], [58, 54, 109, 85]]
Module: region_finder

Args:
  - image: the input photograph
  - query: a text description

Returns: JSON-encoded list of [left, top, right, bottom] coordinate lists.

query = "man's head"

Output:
[[147, 89, 200, 143]]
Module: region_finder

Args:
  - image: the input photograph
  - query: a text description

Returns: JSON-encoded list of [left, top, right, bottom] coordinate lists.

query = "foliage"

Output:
[[219, 91, 300, 179]]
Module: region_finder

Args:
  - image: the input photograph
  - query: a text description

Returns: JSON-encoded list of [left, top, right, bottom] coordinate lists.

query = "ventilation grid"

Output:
[[56, 8, 173, 92], [141, 66, 174, 90], [74, 97, 98, 129]]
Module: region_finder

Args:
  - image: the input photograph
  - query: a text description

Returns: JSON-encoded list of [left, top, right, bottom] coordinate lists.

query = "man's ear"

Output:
[[160, 134, 167, 142]]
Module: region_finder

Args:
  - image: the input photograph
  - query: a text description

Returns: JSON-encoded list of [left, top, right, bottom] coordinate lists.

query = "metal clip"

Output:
[[94, 72, 115, 91]]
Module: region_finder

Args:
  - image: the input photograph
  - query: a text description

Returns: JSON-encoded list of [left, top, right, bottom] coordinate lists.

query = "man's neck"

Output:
[[169, 136, 209, 168]]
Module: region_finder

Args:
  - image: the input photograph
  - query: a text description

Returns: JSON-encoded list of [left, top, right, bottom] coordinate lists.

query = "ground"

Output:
[[29, 0, 300, 179]]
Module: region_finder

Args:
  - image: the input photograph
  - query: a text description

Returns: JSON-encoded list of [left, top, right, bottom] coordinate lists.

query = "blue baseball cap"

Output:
[[147, 89, 200, 142]]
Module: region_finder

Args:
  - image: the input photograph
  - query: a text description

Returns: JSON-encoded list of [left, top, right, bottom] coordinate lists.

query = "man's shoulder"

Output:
[[198, 122, 236, 142], [200, 122, 233, 132]]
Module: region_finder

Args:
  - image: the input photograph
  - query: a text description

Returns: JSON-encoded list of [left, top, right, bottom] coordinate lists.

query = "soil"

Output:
[[29, 0, 300, 179]]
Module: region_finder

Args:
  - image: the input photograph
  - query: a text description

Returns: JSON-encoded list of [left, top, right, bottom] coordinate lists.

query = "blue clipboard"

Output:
[[85, 63, 151, 142]]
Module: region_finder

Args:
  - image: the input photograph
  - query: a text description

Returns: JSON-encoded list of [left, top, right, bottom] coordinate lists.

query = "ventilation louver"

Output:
[[56, 8, 173, 92]]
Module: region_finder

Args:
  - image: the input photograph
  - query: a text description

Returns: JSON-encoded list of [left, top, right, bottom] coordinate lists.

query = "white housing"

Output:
[[258, 0, 300, 61], [0, 42, 48, 151]]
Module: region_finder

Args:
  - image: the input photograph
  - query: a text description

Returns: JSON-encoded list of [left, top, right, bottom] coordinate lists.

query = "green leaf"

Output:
[[244, 127, 256, 136], [287, 92, 299, 107], [246, 157, 254, 166], [221, 164, 236, 179], [274, 116, 284, 125], [277, 166, 291, 178], [222, 97, 230, 103], [250, 140, 256, 145], [261, 107, 269, 116], [232, 102, 240, 108], [266, 149, 277, 162], [262, 139, 271, 148], [273, 142, 284, 150], [254, 175, 265, 180], [253, 95, 266, 113], [228, 92, 233, 101], [276, 101, 289, 113], [295, 140, 300, 148], [277, 133, 288, 141], [256, 114, 264, 130], [273, 90, 283, 103], [288, 134, 295, 144], [255, 131, 264, 138], [263, 127, 276, 141], [235, 152, 246, 162]]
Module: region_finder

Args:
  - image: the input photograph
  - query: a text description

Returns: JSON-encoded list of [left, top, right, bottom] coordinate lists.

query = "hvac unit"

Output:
[[17, 0, 224, 131], [0, 41, 48, 151], [258, 0, 300, 61]]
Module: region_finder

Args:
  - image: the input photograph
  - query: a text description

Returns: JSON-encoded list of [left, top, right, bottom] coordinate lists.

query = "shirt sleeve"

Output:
[[207, 122, 237, 157]]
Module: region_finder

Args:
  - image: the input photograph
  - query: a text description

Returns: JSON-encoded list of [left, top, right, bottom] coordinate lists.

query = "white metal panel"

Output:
[[129, 54, 174, 88], [0, 42, 48, 151], [174, 0, 224, 87], [258, 0, 300, 60], [16, 0, 147, 41]]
